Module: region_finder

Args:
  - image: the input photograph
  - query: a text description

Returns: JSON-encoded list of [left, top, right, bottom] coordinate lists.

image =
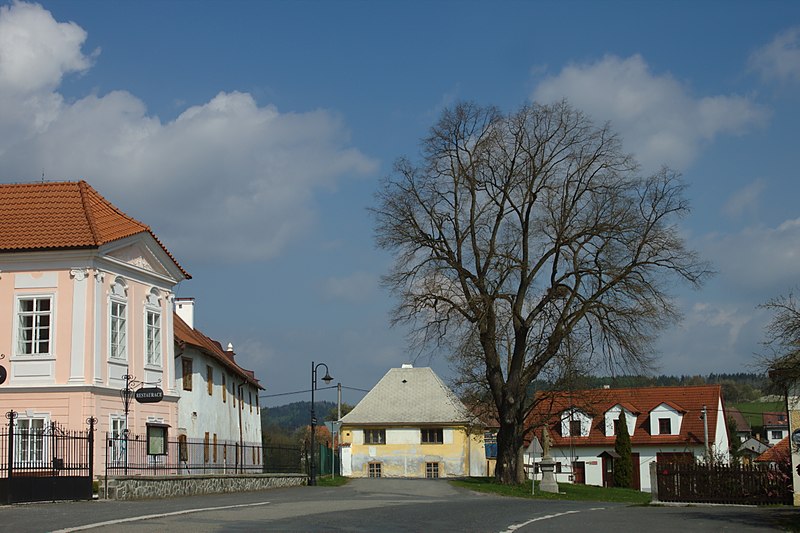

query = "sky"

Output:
[[1, 0, 799, 408]]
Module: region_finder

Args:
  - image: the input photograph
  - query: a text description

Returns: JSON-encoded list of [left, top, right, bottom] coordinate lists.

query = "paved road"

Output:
[[0, 479, 797, 532]]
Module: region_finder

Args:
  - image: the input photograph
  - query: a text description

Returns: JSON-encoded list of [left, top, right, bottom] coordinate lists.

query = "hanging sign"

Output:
[[135, 387, 164, 403]]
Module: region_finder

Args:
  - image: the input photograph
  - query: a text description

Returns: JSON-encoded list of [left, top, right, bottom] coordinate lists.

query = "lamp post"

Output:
[[310, 361, 333, 486]]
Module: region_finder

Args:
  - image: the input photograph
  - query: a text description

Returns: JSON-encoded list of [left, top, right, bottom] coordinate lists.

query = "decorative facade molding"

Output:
[[70, 268, 89, 281]]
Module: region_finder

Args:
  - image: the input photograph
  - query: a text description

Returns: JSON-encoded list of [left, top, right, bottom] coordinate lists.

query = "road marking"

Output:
[[51, 501, 272, 532], [499, 507, 605, 532]]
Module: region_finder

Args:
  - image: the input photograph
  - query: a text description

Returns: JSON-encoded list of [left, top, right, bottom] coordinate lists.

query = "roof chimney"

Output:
[[175, 297, 195, 329], [227, 342, 234, 352], [401, 363, 413, 369], [603, 384, 611, 389]]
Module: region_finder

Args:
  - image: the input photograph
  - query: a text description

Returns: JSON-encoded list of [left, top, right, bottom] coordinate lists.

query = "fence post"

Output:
[[6, 410, 16, 504], [649, 462, 659, 503], [87, 417, 96, 481]]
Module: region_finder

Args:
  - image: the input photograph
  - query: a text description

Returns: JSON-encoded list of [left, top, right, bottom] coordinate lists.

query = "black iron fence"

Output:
[[104, 434, 304, 476], [0, 411, 95, 503], [657, 461, 793, 505], [105, 432, 266, 476]]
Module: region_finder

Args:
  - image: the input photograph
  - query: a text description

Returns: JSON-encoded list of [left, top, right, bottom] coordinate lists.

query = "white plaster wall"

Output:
[[604, 406, 637, 437], [529, 444, 706, 492], [387, 428, 418, 444], [560, 410, 593, 436], [713, 397, 730, 462], [650, 404, 683, 435]]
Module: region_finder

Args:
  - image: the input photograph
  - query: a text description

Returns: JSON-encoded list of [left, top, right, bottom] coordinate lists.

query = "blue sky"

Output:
[[1, 1, 799, 407]]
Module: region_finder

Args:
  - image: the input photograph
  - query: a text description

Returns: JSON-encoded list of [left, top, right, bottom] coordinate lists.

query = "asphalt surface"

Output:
[[0, 479, 797, 532]]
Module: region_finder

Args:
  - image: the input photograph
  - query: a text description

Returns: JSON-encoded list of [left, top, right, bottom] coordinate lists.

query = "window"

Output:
[[213, 433, 218, 462], [365, 429, 386, 445], [613, 419, 620, 436], [569, 419, 582, 437], [145, 310, 161, 365], [426, 462, 440, 478], [658, 418, 671, 435], [182, 358, 193, 391], [204, 432, 210, 463], [256, 394, 259, 414], [17, 296, 52, 356], [207, 365, 213, 396], [110, 301, 127, 360], [421, 428, 444, 444], [368, 462, 382, 478], [771, 430, 783, 440], [110, 416, 126, 464], [15, 418, 45, 462], [249, 390, 252, 413], [222, 375, 227, 403]]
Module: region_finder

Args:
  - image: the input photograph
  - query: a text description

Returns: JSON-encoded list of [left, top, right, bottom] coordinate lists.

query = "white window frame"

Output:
[[144, 290, 162, 367], [14, 294, 54, 358], [15, 415, 49, 464], [109, 279, 128, 361], [110, 415, 127, 465]]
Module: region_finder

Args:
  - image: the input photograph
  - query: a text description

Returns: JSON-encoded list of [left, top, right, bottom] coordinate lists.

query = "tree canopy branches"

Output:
[[373, 100, 712, 483]]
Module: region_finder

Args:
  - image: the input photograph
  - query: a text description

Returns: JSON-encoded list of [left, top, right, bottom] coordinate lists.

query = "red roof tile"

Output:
[[174, 313, 262, 389], [0, 180, 189, 278], [762, 411, 788, 427], [528, 385, 723, 448], [755, 436, 790, 463]]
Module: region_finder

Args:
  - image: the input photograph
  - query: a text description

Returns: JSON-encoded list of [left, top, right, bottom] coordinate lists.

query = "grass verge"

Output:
[[450, 477, 651, 504], [315, 475, 349, 487]]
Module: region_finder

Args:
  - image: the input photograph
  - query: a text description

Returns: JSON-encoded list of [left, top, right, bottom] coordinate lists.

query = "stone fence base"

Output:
[[101, 473, 307, 500]]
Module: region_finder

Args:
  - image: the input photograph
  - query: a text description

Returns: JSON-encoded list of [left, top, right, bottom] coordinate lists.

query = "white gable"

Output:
[[605, 404, 636, 437], [650, 403, 683, 436], [560, 409, 592, 437]]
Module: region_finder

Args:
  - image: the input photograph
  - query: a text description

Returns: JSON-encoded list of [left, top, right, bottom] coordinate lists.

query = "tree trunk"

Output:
[[494, 404, 525, 484]]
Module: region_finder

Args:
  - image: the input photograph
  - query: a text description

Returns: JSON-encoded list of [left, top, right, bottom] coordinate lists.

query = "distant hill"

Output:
[[261, 400, 337, 434]]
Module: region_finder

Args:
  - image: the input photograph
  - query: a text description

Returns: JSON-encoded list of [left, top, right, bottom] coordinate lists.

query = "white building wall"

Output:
[[713, 397, 730, 462], [525, 444, 707, 492]]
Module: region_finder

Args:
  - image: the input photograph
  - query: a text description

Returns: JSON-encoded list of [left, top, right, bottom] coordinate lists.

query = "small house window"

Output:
[[182, 358, 193, 391], [365, 429, 386, 445], [426, 462, 440, 478], [207, 365, 213, 396], [569, 419, 582, 437], [421, 428, 444, 444], [658, 418, 671, 435], [771, 430, 783, 440], [368, 462, 382, 478], [222, 374, 227, 402]]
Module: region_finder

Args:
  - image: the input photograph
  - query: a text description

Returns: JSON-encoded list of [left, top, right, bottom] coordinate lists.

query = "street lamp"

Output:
[[310, 361, 333, 486]]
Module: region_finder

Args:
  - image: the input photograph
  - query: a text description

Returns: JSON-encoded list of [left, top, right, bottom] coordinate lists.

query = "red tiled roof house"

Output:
[[0, 180, 190, 475], [526, 385, 729, 492]]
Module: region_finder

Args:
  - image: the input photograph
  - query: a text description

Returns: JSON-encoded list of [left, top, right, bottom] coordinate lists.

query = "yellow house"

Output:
[[339, 364, 486, 478]]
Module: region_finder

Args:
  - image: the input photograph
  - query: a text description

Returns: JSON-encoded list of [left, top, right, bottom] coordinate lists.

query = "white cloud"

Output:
[[532, 54, 768, 170], [700, 217, 800, 294], [749, 26, 800, 84], [0, 2, 378, 264], [322, 271, 378, 303], [723, 178, 765, 219]]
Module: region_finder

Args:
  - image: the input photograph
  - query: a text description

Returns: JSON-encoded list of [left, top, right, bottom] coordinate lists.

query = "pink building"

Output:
[[0, 180, 190, 473]]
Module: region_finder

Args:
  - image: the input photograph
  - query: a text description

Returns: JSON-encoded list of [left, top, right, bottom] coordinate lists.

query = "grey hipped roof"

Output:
[[341, 366, 476, 426]]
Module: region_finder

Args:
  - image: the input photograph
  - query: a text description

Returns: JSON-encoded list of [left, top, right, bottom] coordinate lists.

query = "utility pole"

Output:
[[701, 405, 709, 461]]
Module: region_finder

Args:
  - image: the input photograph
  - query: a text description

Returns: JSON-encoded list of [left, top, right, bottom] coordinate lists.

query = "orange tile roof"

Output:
[[755, 436, 790, 463], [762, 411, 789, 427], [0, 180, 189, 278], [528, 385, 723, 448], [174, 314, 262, 389]]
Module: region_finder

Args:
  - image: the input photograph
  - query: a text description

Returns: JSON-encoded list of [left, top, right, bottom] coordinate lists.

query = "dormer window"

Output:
[[605, 405, 636, 437], [561, 409, 591, 437], [649, 402, 683, 436]]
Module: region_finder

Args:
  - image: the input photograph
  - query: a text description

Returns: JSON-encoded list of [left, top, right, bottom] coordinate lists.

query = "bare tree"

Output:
[[372, 101, 711, 484], [760, 291, 800, 391]]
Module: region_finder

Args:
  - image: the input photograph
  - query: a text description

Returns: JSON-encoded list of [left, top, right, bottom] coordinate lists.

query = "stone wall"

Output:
[[101, 473, 306, 500]]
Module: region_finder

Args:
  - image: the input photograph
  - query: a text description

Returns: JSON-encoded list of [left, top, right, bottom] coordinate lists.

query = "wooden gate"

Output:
[[0, 411, 95, 504], [657, 461, 792, 505]]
